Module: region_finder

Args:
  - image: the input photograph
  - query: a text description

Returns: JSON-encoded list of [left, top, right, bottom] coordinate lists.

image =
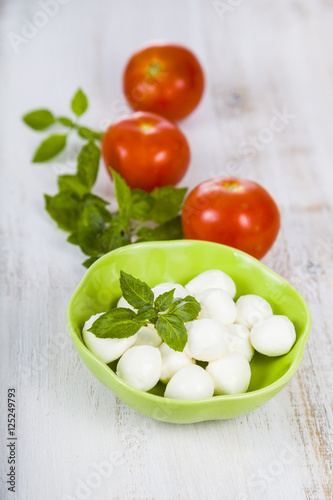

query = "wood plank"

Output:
[[1, 0, 332, 498]]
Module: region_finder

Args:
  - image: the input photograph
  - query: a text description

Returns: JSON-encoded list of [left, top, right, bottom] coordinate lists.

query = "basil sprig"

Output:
[[88, 271, 201, 352], [23, 90, 187, 268], [23, 89, 103, 163]]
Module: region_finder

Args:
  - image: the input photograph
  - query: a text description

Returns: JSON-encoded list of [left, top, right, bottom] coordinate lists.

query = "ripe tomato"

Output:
[[101, 111, 190, 192], [181, 178, 280, 259], [123, 43, 204, 121]]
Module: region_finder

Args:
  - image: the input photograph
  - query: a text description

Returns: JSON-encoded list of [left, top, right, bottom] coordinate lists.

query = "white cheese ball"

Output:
[[152, 283, 189, 299], [206, 353, 251, 395], [235, 294, 273, 329], [116, 346, 162, 391], [250, 315, 296, 357], [134, 325, 162, 348], [164, 364, 214, 400], [185, 269, 236, 299], [117, 296, 135, 311], [186, 318, 230, 362], [197, 288, 237, 325], [83, 313, 137, 364], [227, 324, 254, 361], [159, 342, 195, 384]]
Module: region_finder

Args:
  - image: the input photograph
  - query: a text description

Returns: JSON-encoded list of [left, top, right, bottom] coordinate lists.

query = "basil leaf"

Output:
[[167, 296, 201, 322], [111, 169, 132, 226], [154, 289, 175, 312], [77, 203, 127, 257], [156, 314, 188, 352], [149, 186, 187, 224], [58, 174, 89, 196], [82, 256, 99, 268], [77, 206, 106, 256], [33, 134, 67, 162], [67, 231, 79, 245], [99, 222, 129, 254], [23, 109, 55, 130], [71, 89, 88, 117], [82, 194, 112, 221], [78, 127, 103, 141], [137, 216, 183, 242], [44, 191, 81, 231], [88, 308, 144, 339], [78, 228, 103, 256], [119, 270, 154, 309], [106, 215, 126, 233], [135, 304, 158, 323], [130, 189, 155, 220], [57, 116, 74, 127], [77, 140, 100, 189]]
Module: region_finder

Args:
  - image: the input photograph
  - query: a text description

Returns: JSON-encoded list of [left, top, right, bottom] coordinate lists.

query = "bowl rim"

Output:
[[67, 240, 312, 406]]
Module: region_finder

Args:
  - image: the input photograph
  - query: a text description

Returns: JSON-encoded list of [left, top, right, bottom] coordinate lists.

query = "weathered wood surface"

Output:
[[1, 0, 333, 499]]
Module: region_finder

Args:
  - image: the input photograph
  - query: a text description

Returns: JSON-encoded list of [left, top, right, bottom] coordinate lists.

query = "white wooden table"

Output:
[[1, 1, 333, 499]]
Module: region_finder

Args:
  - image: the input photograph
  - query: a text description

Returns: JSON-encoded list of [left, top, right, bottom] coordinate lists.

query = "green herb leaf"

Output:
[[88, 308, 144, 339], [78, 228, 102, 256], [82, 256, 99, 268], [33, 134, 67, 162], [167, 296, 201, 322], [154, 289, 175, 312], [77, 205, 106, 256], [77, 127, 103, 141], [58, 174, 89, 197], [130, 189, 155, 220], [82, 193, 112, 220], [111, 169, 132, 227], [156, 314, 188, 352], [119, 270, 154, 309], [57, 116, 74, 127], [77, 140, 100, 189], [135, 304, 158, 323], [99, 221, 129, 254], [67, 231, 79, 245], [136, 216, 183, 242], [76, 204, 127, 258], [71, 89, 88, 117], [23, 109, 55, 130], [149, 186, 187, 224], [76, 197, 113, 256], [44, 191, 81, 231]]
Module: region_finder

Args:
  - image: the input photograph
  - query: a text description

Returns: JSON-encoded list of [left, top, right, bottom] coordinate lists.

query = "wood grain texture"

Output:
[[1, 0, 333, 499]]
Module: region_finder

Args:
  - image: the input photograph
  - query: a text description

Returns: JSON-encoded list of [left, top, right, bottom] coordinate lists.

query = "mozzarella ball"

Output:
[[185, 269, 236, 299], [117, 296, 135, 311], [227, 324, 254, 361], [116, 346, 162, 391], [207, 353, 251, 395], [159, 342, 195, 384], [186, 318, 230, 361], [235, 294, 273, 329], [83, 313, 137, 363], [134, 325, 162, 348], [197, 288, 237, 325], [152, 283, 189, 299], [250, 315, 296, 356], [164, 364, 214, 400]]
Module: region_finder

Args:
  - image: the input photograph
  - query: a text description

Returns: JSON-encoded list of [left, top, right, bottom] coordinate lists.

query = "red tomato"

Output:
[[181, 178, 280, 259], [123, 43, 204, 121], [102, 112, 190, 192]]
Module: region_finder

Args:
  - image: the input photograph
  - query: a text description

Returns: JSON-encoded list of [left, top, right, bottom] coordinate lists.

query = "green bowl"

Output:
[[67, 240, 311, 424]]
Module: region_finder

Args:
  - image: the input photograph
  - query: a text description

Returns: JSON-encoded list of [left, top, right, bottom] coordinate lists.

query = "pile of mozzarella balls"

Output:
[[82, 270, 296, 400]]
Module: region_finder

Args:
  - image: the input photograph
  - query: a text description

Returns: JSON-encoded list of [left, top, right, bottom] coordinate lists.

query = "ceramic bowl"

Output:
[[67, 240, 311, 424]]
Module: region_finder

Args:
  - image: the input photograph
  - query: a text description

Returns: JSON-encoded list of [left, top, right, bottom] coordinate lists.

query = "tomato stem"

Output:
[[139, 123, 154, 133], [147, 61, 161, 78], [223, 181, 242, 192]]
